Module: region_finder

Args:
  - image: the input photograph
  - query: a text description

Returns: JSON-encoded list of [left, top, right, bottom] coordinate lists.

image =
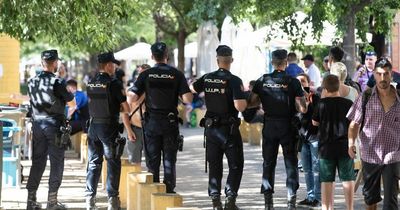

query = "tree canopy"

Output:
[[0, 0, 147, 52]]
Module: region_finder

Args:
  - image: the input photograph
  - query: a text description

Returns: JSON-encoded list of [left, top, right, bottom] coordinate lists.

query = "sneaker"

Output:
[[310, 200, 321, 208], [297, 198, 313, 206]]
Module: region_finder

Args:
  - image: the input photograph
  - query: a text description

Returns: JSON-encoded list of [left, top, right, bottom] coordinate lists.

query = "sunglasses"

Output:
[[324, 60, 329, 63], [365, 51, 377, 56]]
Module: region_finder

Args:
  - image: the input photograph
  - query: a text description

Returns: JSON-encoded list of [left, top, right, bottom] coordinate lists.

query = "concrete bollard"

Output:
[[101, 158, 141, 208], [239, 120, 250, 143], [249, 123, 262, 146], [127, 172, 153, 210], [70, 131, 83, 155], [151, 193, 183, 210], [80, 134, 88, 163], [137, 183, 166, 210]]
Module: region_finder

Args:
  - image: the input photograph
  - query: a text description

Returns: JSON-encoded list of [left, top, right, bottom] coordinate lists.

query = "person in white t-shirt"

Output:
[[301, 54, 321, 91]]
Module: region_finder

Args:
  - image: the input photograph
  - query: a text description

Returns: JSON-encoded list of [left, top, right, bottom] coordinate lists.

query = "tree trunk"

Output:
[[89, 54, 97, 72], [371, 32, 385, 58], [177, 27, 186, 72], [343, 10, 357, 77]]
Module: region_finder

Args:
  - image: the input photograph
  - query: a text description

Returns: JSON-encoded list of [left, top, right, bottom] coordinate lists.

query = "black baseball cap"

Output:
[[301, 54, 314, 62], [98, 52, 120, 65], [151, 42, 167, 56], [216, 45, 233, 57], [272, 49, 288, 60], [41, 50, 58, 61], [365, 51, 377, 56]]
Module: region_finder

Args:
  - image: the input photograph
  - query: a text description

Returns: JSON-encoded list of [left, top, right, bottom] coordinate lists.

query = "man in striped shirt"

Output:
[[347, 58, 400, 210]]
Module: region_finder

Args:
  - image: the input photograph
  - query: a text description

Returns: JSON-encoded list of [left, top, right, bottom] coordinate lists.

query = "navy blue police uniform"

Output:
[[27, 50, 74, 209], [252, 50, 304, 206], [192, 45, 246, 210], [85, 53, 126, 202], [129, 50, 191, 193]]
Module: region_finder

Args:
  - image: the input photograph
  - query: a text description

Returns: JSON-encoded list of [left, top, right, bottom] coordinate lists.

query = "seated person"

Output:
[[66, 79, 89, 135]]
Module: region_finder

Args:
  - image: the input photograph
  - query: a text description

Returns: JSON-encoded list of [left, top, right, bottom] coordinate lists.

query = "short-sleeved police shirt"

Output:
[[109, 76, 127, 116], [129, 63, 190, 113], [252, 70, 304, 118], [54, 77, 75, 103], [29, 71, 74, 117], [192, 69, 245, 117]]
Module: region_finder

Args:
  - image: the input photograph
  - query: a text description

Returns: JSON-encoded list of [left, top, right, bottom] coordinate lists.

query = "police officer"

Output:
[[27, 50, 76, 210], [191, 45, 247, 210], [250, 49, 307, 210], [85, 52, 135, 210], [128, 42, 193, 193]]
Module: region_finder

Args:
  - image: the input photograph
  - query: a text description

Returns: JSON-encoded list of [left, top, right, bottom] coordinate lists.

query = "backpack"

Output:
[[344, 76, 361, 94]]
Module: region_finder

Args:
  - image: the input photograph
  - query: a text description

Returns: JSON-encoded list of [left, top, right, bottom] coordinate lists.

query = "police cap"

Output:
[[41, 50, 58, 61], [151, 42, 167, 56], [98, 52, 121, 65], [216, 45, 232, 57], [301, 54, 314, 62], [272, 49, 288, 60]]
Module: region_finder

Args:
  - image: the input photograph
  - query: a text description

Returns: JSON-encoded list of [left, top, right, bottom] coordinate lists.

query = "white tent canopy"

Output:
[[115, 42, 152, 60]]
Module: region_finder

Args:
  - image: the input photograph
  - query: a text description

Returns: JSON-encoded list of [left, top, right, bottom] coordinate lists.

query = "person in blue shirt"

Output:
[[285, 52, 304, 78], [66, 79, 89, 135]]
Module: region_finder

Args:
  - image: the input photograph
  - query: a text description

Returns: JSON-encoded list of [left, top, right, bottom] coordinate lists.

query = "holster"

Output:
[[177, 134, 184, 152], [56, 122, 72, 150], [114, 135, 126, 159], [290, 116, 303, 152]]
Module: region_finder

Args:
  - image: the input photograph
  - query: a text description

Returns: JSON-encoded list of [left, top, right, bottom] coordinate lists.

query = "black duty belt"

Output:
[[33, 115, 64, 121], [264, 116, 291, 121], [91, 118, 118, 124]]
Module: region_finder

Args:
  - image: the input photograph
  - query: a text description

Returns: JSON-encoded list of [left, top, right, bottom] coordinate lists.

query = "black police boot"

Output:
[[107, 196, 121, 210], [211, 196, 223, 210], [224, 196, 240, 210], [287, 195, 296, 210], [46, 192, 66, 210], [27, 190, 42, 210], [264, 194, 274, 210], [86, 196, 97, 210]]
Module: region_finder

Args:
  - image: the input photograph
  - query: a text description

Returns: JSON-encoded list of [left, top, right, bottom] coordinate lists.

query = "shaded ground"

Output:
[[1, 127, 382, 209]]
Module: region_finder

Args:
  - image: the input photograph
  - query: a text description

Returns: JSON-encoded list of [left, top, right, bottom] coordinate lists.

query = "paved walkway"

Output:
[[1, 127, 383, 209]]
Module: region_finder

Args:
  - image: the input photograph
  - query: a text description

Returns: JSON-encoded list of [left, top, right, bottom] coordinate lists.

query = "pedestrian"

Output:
[[312, 75, 355, 210], [352, 51, 377, 91], [301, 54, 321, 91], [126, 64, 151, 165], [66, 79, 90, 135], [26, 49, 76, 210], [249, 49, 307, 209], [329, 62, 359, 102], [127, 42, 193, 193], [191, 45, 247, 210], [347, 58, 400, 210], [85, 52, 135, 210], [322, 56, 330, 79], [285, 52, 304, 78], [296, 73, 321, 208]]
